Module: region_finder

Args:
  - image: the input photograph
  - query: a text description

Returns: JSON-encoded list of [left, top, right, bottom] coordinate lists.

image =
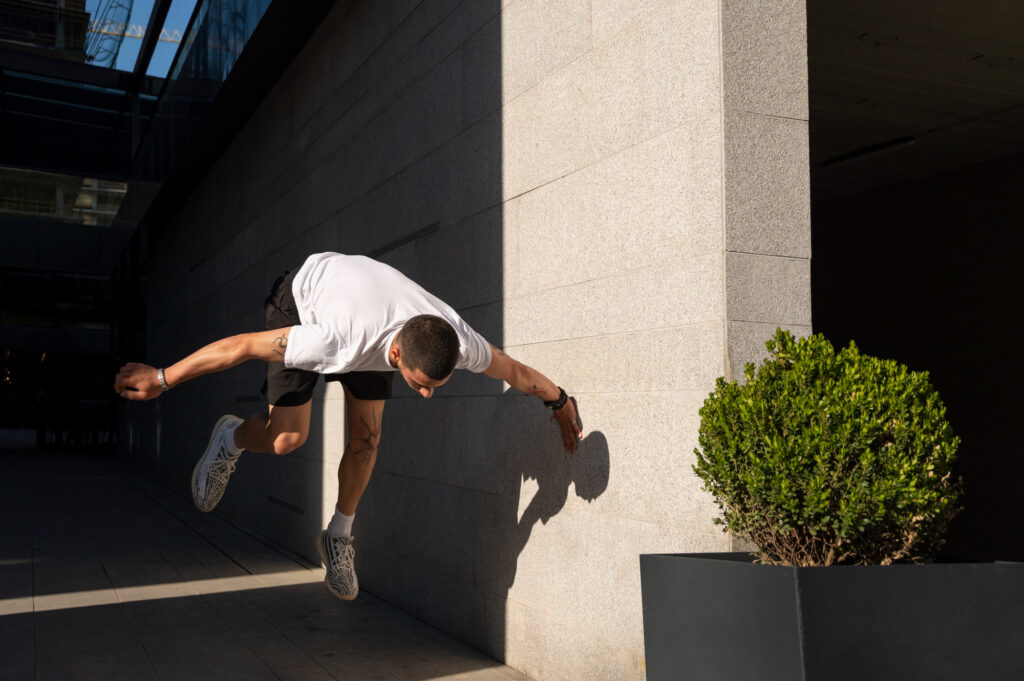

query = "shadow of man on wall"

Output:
[[468, 392, 609, 659]]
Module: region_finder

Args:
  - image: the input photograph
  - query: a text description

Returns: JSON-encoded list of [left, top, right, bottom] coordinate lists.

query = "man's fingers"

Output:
[[117, 362, 147, 377], [561, 422, 578, 452], [569, 396, 582, 435], [114, 362, 157, 401], [115, 367, 134, 387], [553, 396, 583, 452]]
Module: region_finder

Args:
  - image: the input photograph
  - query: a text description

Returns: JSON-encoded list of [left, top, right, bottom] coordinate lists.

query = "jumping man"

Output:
[[113, 252, 582, 601]]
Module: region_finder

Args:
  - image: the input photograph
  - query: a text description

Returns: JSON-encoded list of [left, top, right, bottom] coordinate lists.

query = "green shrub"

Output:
[[693, 329, 961, 566]]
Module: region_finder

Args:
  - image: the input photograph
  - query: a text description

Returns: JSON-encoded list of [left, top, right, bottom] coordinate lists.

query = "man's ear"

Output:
[[389, 342, 401, 366]]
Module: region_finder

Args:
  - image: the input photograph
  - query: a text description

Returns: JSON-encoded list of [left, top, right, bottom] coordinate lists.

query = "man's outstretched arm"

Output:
[[483, 343, 582, 452], [113, 327, 292, 401]]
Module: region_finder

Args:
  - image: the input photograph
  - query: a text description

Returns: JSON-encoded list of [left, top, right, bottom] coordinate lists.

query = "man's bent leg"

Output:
[[192, 403, 311, 513], [337, 387, 384, 514], [234, 401, 312, 455], [193, 269, 313, 513]]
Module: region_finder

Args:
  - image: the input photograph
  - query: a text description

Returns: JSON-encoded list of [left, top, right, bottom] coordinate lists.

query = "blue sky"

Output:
[[86, 0, 199, 77]]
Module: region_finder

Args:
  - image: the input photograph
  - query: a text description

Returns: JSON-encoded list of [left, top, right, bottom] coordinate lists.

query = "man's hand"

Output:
[[113, 362, 163, 401], [553, 396, 583, 452], [483, 343, 584, 452]]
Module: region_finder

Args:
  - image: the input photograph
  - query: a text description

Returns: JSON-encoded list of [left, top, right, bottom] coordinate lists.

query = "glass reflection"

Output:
[[115, 0, 273, 229], [0, 167, 127, 226]]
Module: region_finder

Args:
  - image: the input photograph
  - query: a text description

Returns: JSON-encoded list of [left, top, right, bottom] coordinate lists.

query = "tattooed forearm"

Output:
[[351, 409, 381, 466], [527, 384, 544, 396], [271, 334, 287, 357]]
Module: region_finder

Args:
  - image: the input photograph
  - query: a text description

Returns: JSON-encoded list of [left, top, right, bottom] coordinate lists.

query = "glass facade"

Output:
[[115, 0, 272, 229], [1, 0, 290, 453], [0, 0, 90, 58], [83, 0, 133, 68], [0, 166, 127, 226]]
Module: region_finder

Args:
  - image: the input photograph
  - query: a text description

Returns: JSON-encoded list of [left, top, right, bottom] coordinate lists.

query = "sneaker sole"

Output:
[[191, 414, 240, 513], [316, 534, 358, 601]]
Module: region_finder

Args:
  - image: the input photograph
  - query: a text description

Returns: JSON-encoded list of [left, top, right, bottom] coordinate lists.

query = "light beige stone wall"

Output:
[[489, 3, 809, 676], [493, 3, 726, 679], [137, 1, 810, 680], [721, 0, 812, 392]]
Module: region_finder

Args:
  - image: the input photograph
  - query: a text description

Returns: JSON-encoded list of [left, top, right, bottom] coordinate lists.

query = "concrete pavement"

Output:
[[0, 451, 531, 681]]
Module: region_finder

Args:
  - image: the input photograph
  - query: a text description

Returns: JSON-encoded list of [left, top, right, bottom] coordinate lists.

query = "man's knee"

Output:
[[348, 419, 381, 456], [271, 430, 306, 455], [355, 428, 380, 449]]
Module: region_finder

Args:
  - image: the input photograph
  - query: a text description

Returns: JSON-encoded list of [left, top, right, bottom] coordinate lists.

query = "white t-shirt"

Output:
[[283, 252, 492, 375]]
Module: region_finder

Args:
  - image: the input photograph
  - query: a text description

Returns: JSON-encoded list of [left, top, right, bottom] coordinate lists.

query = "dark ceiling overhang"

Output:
[[0, 48, 163, 179], [809, 1, 1024, 201], [0, 48, 161, 92]]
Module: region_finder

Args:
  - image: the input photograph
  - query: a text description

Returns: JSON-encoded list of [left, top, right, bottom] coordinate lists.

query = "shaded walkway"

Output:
[[0, 451, 530, 681]]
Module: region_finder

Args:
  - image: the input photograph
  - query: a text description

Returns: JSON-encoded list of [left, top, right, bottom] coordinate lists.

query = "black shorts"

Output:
[[263, 268, 395, 406]]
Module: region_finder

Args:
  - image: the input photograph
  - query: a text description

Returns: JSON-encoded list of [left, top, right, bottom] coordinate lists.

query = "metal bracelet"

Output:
[[157, 368, 170, 391]]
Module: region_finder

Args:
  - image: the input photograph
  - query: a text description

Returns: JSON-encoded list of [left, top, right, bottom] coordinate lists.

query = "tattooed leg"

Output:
[[337, 388, 385, 515], [350, 411, 381, 466]]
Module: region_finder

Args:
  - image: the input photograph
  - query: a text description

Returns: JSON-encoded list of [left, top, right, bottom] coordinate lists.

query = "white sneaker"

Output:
[[191, 415, 244, 512], [317, 531, 358, 601]]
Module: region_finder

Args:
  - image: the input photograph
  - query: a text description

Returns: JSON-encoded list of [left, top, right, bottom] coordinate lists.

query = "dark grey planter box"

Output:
[[640, 552, 1024, 681]]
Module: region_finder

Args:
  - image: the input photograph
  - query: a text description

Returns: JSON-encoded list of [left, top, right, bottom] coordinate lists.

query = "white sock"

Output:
[[225, 423, 243, 455], [327, 508, 354, 538]]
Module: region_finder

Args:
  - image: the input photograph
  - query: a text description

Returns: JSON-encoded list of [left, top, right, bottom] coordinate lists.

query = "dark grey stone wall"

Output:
[[132, 0, 505, 564], [127, 0, 514, 664]]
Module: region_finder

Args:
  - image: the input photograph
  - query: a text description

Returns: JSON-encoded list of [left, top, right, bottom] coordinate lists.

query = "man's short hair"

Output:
[[397, 315, 459, 380]]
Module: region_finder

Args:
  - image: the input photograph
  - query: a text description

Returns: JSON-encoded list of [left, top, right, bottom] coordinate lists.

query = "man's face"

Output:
[[398, 364, 451, 399]]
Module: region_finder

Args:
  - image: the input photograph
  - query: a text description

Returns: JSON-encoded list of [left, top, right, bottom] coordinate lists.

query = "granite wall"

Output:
[[130, 1, 810, 679]]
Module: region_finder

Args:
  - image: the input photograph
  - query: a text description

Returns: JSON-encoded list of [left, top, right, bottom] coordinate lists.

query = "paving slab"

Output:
[[0, 451, 532, 681]]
